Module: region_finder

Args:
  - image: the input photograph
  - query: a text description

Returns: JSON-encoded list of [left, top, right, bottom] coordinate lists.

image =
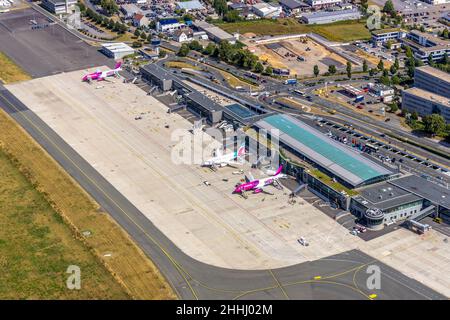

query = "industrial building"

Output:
[[414, 66, 450, 99], [278, 0, 309, 16], [300, 9, 361, 25], [193, 21, 237, 44], [402, 88, 450, 123], [176, 0, 204, 12], [156, 19, 186, 32], [41, 0, 76, 14], [101, 43, 134, 59], [305, 0, 342, 9], [251, 2, 282, 18], [371, 28, 406, 45]]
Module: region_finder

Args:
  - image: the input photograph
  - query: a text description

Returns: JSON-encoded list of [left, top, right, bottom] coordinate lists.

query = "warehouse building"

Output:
[[101, 43, 135, 59], [193, 20, 236, 44], [279, 0, 309, 16], [176, 0, 204, 12], [300, 8, 361, 25], [305, 0, 342, 9], [251, 2, 282, 18]]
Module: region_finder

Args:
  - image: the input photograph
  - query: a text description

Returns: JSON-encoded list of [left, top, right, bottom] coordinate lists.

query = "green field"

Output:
[[0, 109, 176, 300], [215, 19, 371, 42], [0, 51, 31, 84], [0, 150, 130, 299]]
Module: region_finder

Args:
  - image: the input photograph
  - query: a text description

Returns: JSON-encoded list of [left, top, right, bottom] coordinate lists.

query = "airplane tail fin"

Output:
[[274, 165, 283, 176], [114, 61, 122, 69], [237, 141, 246, 157]]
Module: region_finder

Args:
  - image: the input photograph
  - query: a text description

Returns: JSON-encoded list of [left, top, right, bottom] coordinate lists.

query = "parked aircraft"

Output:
[[82, 62, 122, 83], [202, 142, 246, 170], [234, 166, 286, 196]]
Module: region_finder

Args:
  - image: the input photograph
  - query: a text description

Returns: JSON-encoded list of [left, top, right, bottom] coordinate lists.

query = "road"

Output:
[[0, 83, 445, 300]]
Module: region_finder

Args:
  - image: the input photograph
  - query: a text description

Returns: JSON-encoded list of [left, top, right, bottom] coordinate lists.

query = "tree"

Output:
[[202, 43, 216, 56], [379, 75, 391, 85], [383, 0, 395, 15], [313, 65, 319, 77], [188, 40, 203, 52], [100, 0, 118, 15], [394, 57, 399, 70], [346, 62, 352, 79], [405, 45, 413, 59], [223, 10, 241, 23], [132, 41, 142, 48], [77, 2, 86, 12], [385, 40, 392, 50], [213, 0, 228, 16], [390, 64, 397, 75], [360, 0, 368, 14], [377, 59, 384, 71], [177, 43, 190, 57], [159, 49, 167, 58], [328, 64, 336, 75], [147, 33, 152, 43], [391, 75, 401, 85], [363, 60, 368, 73], [254, 62, 264, 73], [427, 53, 434, 66], [134, 29, 141, 38], [443, 52, 449, 65], [107, 19, 114, 30], [410, 111, 419, 121], [443, 28, 449, 39], [389, 103, 399, 113], [423, 114, 445, 136], [264, 66, 273, 75], [140, 32, 147, 40]]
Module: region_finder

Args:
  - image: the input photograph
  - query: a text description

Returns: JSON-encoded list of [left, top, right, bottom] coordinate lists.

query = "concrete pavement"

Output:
[[0, 80, 446, 300]]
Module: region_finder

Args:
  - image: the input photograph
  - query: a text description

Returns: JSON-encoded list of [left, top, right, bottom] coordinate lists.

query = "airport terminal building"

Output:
[[254, 114, 393, 209]]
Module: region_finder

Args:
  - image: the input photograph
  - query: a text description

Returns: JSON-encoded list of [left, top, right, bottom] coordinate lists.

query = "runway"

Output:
[[0, 84, 445, 300]]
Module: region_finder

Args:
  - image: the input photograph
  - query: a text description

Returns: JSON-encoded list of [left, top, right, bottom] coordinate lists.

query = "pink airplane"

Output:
[[82, 62, 122, 83], [234, 166, 286, 196]]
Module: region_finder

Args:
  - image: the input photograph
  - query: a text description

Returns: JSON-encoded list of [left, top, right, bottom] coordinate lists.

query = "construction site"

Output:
[[245, 35, 349, 77]]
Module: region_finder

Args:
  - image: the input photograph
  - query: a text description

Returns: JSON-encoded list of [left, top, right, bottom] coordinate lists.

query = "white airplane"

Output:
[[202, 142, 246, 170]]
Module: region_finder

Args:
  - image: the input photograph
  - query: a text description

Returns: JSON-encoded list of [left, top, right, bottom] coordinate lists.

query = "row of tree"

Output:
[[178, 40, 269, 74], [84, 8, 127, 34]]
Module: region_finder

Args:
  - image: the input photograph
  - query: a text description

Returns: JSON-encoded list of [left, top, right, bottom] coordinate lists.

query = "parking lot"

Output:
[[0, 8, 112, 78], [314, 118, 450, 186]]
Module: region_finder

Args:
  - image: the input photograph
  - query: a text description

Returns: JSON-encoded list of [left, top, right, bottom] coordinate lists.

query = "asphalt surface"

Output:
[[0, 7, 112, 78], [0, 84, 446, 300]]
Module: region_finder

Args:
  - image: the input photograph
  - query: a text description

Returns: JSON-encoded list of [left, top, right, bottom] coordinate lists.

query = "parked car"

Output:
[[298, 237, 309, 246]]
